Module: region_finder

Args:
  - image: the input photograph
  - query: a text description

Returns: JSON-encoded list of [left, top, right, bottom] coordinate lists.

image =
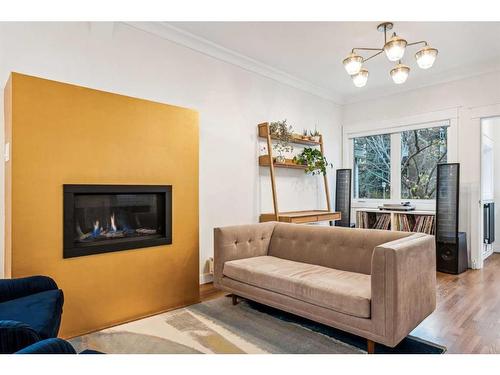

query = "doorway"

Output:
[[480, 116, 500, 262]]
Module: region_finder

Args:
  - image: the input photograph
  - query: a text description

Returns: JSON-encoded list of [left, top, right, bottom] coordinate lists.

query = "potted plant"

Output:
[[273, 144, 291, 164], [269, 119, 294, 164], [293, 147, 333, 176], [309, 128, 321, 143], [302, 129, 310, 140]]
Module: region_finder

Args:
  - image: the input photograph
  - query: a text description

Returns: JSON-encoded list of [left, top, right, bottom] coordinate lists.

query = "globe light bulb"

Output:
[[390, 63, 410, 84], [352, 68, 369, 87], [343, 52, 363, 75], [384, 34, 407, 62], [416, 46, 438, 69]]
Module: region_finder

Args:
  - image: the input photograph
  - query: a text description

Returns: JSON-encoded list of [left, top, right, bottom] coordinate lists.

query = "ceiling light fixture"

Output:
[[390, 63, 410, 84], [415, 46, 438, 69], [352, 69, 369, 87], [384, 34, 407, 61], [343, 52, 363, 75], [342, 22, 438, 87]]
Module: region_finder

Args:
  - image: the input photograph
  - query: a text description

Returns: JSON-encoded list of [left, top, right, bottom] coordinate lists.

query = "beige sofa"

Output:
[[214, 222, 436, 351]]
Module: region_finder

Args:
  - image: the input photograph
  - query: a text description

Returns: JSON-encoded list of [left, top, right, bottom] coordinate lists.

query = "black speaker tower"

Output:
[[435, 163, 467, 274], [335, 169, 352, 227]]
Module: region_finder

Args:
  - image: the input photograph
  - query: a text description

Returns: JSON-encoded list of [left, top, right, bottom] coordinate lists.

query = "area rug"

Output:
[[69, 296, 446, 354]]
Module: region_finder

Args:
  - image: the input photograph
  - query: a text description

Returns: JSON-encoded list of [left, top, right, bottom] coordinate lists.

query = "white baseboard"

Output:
[[483, 245, 494, 260], [200, 273, 213, 284]]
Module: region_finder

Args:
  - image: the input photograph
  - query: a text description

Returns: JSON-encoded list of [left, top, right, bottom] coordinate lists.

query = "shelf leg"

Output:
[[319, 135, 332, 215], [265, 125, 279, 221]]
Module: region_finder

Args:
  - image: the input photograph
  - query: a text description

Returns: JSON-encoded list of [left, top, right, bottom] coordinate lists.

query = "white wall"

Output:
[[343, 70, 500, 268], [0, 22, 342, 280]]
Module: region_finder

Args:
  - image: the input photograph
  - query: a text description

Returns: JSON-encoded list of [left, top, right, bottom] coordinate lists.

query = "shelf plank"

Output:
[[260, 210, 341, 224], [259, 155, 307, 170], [258, 122, 321, 146], [355, 208, 435, 215]]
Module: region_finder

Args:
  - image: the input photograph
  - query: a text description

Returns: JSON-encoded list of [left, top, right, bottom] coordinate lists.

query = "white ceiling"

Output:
[[155, 22, 500, 104]]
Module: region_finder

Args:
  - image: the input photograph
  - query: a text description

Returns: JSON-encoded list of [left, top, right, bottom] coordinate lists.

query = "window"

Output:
[[353, 134, 391, 199], [401, 127, 447, 199], [351, 123, 449, 202]]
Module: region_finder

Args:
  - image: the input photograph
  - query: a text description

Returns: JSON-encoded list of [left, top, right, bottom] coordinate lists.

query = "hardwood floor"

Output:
[[200, 281, 225, 301], [201, 253, 500, 353], [412, 253, 500, 353]]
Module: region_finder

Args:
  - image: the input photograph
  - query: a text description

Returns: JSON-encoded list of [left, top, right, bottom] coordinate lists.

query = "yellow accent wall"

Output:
[[4, 73, 200, 338]]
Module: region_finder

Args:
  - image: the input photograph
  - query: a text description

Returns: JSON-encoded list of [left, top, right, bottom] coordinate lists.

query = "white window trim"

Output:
[[343, 108, 459, 211]]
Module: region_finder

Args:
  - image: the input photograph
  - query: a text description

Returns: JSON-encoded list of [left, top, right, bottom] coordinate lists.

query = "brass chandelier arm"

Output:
[[351, 47, 383, 53], [407, 40, 429, 47], [350, 48, 384, 63], [363, 50, 384, 63]]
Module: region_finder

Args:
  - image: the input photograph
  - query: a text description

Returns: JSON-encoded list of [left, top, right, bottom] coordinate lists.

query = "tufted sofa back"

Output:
[[268, 223, 411, 275], [213, 222, 277, 286]]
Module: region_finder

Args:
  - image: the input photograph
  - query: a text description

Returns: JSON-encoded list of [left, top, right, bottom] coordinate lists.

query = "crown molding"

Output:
[[124, 22, 343, 104], [124, 22, 500, 108]]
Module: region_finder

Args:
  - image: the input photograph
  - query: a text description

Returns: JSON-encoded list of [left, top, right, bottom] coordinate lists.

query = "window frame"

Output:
[[343, 109, 458, 211]]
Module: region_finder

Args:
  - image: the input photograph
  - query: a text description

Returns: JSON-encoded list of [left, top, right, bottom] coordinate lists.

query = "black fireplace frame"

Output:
[[63, 184, 172, 259]]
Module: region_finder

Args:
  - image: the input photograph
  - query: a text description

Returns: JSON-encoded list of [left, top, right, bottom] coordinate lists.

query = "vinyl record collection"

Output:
[[356, 211, 391, 230], [357, 210, 435, 234], [395, 213, 435, 235]]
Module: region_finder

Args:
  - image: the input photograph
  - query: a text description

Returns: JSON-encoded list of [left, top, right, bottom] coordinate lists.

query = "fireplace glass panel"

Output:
[[74, 193, 165, 246], [63, 185, 171, 258]]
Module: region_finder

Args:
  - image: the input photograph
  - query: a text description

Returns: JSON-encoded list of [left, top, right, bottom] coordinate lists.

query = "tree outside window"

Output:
[[401, 127, 447, 199], [353, 134, 391, 199]]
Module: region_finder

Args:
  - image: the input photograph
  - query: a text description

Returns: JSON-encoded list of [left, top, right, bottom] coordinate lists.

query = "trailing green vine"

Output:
[[293, 147, 333, 176]]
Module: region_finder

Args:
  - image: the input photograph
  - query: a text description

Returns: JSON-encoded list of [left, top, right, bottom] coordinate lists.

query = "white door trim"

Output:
[[475, 103, 500, 269]]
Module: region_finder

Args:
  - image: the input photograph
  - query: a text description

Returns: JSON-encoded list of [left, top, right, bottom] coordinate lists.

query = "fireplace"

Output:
[[63, 185, 172, 258]]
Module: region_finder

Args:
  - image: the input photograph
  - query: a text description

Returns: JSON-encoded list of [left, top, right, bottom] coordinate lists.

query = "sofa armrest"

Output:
[[0, 276, 58, 303], [213, 222, 277, 286], [0, 320, 41, 354], [371, 233, 436, 347]]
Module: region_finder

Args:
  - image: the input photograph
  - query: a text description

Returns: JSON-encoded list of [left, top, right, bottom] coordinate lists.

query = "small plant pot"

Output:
[[275, 155, 286, 164], [311, 136, 320, 142]]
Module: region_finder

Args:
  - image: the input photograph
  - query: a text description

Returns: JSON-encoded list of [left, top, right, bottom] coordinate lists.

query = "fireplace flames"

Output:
[[110, 213, 117, 232], [76, 212, 158, 242]]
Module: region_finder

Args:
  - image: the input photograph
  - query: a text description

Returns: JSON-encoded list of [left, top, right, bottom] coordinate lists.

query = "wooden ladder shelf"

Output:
[[258, 122, 341, 224]]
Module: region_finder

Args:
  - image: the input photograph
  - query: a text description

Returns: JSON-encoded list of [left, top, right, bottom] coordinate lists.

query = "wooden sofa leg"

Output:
[[232, 294, 238, 305], [367, 339, 375, 354]]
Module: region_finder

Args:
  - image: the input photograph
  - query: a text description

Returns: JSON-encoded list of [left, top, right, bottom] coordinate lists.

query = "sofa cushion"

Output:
[[0, 289, 64, 339], [223, 256, 371, 318]]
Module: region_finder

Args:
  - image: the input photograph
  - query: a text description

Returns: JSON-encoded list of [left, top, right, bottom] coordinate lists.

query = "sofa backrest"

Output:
[[268, 223, 412, 275], [213, 222, 277, 285]]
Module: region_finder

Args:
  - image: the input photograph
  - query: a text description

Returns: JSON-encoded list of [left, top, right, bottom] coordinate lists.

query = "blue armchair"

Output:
[[15, 338, 103, 354], [0, 276, 64, 353], [16, 338, 76, 354]]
